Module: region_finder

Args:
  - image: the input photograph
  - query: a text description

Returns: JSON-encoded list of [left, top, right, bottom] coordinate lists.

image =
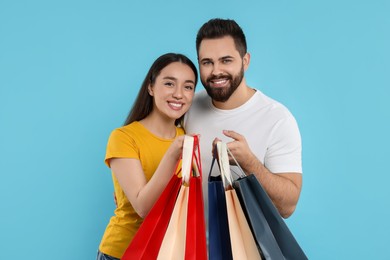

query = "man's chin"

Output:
[[210, 93, 230, 102]]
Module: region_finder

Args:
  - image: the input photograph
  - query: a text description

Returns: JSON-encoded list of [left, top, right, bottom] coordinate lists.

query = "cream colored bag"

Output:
[[157, 136, 203, 260], [217, 141, 262, 260]]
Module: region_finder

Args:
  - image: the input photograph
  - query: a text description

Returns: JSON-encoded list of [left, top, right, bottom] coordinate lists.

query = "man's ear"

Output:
[[243, 52, 251, 71]]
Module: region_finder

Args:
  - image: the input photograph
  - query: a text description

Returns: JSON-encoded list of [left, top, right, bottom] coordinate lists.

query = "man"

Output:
[[184, 18, 302, 218]]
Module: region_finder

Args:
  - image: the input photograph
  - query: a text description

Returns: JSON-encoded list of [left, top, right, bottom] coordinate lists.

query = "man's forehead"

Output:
[[198, 37, 239, 59], [199, 36, 235, 49]]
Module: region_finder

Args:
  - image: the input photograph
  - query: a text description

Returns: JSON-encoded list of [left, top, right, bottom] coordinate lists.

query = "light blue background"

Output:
[[1, 0, 389, 259]]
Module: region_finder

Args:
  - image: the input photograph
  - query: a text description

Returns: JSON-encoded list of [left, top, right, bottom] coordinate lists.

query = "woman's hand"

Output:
[[165, 135, 186, 161]]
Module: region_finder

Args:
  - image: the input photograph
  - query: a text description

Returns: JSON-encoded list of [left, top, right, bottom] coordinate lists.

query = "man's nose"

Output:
[[211, 63, 222, 75]]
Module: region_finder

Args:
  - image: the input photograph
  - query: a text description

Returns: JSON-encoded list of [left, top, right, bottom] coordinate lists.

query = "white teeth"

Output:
[[214, 79, 227, 84], [169, 102, 182, 108]]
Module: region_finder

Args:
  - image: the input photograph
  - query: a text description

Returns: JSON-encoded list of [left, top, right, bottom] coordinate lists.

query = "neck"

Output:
[[139, 114, 177, 139]]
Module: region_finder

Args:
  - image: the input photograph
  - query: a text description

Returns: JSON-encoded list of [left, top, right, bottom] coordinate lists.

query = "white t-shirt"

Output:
[[184, 89, 302, 215]]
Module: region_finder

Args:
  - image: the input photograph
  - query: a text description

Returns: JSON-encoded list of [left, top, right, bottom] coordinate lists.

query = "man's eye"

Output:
[[222, 59, 232, 64], [202, 61, 212, 66]]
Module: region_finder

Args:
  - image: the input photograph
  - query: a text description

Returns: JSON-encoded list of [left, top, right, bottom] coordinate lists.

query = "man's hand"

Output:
[[222, 130, 258, 173], [220, 129, 302, 218]]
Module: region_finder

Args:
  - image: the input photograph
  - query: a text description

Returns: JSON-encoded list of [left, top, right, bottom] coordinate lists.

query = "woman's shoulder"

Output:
[[108, 122, 145, 141], [114, 121, 143, 133]]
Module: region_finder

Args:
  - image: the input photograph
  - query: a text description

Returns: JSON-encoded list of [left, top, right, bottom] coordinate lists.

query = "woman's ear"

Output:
[[147, 85, 154, 96]]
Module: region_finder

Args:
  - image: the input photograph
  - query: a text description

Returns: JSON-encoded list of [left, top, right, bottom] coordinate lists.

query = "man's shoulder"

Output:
[[254, 90, 295, 119]]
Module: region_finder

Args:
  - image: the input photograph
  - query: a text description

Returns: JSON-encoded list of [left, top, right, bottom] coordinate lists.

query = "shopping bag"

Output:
[[121, 135, 195, 259], [157, 135, 207, 260], [121, 167, 182, 259], [234, 174, 308, 260], [208, 158, 233, 260], [157, 183, 189, 259], [221, 141, 307, 259], [185, 136, 207, 260], [216, 141, 262, 260]]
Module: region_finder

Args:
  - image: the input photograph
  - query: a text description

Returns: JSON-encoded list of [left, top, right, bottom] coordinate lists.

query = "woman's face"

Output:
[[149, 62, 196, 121]]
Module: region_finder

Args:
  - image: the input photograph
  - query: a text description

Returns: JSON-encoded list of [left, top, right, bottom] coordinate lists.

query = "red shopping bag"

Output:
[[157, 135, 207, 260], [185, 135, 207, 260], [121, 162, 182, 259]]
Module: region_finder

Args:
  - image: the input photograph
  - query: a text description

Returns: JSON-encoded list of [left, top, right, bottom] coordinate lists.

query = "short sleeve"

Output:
[[104, 128, 139, 168], [265, 115, 302, 174]]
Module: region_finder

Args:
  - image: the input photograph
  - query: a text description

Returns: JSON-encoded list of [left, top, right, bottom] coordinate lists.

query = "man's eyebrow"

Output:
[[199, 57, 212, 62], [219, 55, 234, 60], [200, 56, 234, 62]]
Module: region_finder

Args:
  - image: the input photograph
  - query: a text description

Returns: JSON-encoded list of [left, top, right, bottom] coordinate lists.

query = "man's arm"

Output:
[[223, 130, 302, 218]]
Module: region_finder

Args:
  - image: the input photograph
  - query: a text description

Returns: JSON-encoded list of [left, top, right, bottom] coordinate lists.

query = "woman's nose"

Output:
[[172, 86, 183, 99]]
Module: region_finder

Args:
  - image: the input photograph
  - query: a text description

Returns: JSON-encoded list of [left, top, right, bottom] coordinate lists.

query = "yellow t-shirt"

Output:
[[99, 121, 185, 258]]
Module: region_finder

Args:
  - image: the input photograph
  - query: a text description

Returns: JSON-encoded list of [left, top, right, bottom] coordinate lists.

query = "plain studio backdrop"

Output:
[[1, 0, 389, 259]]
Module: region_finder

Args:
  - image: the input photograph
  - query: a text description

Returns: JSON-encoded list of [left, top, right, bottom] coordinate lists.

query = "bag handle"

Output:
[[191, 135, 202, 178], [216, 141, 233, 189], [215, 141, 247, 188], [226, 146, 246, 178], [182, 135, 195, 184]]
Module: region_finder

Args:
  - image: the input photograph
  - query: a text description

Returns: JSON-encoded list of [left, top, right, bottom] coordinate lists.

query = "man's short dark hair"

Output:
[[196, 18, 247, 58]]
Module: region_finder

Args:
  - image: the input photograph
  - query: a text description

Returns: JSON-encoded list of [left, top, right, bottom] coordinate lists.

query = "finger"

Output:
[[176, 135, 185, 146], [212, 138, 221, 157], [223, 130, 243, 141], [226, 141, 236, 151], [212, 137, 222, 144]]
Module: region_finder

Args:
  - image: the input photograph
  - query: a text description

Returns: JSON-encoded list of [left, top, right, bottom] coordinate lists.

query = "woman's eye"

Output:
[[164, 82, 174, 87], [185, 85, 194, 91]]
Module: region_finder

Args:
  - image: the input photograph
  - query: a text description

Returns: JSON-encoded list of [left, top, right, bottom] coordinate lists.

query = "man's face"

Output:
[[198, 36, 248, 102]]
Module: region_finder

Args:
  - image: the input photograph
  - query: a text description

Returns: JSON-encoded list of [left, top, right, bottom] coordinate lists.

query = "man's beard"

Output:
[[202, 66, 244, 102]]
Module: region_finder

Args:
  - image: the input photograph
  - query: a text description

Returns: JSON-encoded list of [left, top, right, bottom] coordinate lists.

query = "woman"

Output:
[[97, 53, 198, 260]]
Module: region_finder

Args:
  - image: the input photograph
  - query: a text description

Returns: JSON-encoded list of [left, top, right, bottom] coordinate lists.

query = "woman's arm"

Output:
[[110, 135, 185, 218]]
